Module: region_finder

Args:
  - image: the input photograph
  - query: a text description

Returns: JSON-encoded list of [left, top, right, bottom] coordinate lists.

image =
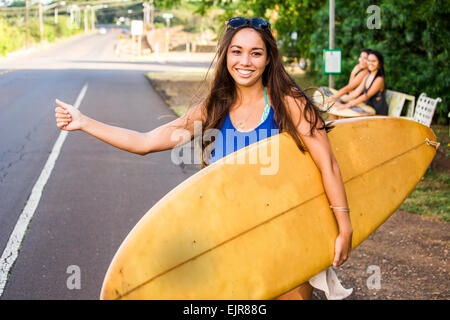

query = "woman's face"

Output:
[[367, 54, 379, 72], [226, 28, 269, 88], [359, 52, 368, 68]]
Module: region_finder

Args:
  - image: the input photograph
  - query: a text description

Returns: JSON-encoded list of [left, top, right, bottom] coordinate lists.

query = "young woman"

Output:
[[327, 48, 371, 103], [54, 17, 353, 300], [333, 50, 389, 115]]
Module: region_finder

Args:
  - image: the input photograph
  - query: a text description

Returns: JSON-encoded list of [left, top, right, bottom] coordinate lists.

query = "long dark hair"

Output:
[[369, 50, 385, 79], [184, 21, 332, 167], [361, 48, 372, 55]]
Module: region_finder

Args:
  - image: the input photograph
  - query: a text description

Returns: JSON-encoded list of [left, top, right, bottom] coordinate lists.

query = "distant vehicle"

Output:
[[99, 27, 107, 35], [121, 28, 131, 36]]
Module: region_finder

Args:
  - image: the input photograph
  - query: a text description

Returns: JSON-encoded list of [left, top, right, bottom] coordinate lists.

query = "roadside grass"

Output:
[[145, 71, 211, 82], [399, 124, 450, 222], [289, 71, 318, 89], [146, 71, 210, 117], [147, 69, 449, 222], [399, 169, 450, 221], [0, 16, 78, 57]]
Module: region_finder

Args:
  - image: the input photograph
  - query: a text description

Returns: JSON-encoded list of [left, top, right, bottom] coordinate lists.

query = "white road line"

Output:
[[0, 83, 88, 297]]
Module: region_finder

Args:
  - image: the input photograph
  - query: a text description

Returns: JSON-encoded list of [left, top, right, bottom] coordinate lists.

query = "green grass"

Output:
[[0, 16, 78, 56], [145, 71, 211, 82], [290, 71, 318, 89], [399, 169, 450, 221]]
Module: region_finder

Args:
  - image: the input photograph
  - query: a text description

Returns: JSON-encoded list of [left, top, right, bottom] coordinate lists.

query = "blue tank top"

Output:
[[210, 88, 280, 164]]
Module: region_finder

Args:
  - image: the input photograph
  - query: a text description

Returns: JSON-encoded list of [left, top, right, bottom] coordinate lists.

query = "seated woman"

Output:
[[328, 48, 372, 103], [333, 50, 389, 116]]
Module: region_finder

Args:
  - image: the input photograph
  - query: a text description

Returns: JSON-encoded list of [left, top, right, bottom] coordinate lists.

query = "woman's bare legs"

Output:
[[275, 282, 313, 300]]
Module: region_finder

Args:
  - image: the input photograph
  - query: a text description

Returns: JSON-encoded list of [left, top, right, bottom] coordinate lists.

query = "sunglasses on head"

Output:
[[226, 17, 271, 31]]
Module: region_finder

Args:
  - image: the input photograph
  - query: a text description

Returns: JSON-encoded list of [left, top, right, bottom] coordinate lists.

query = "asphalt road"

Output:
[[0, 29, 205, 299]]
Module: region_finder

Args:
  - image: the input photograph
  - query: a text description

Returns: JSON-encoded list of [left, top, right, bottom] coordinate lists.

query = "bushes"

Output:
[[0, 19, 25, 56], [0, 15, 78, 56], [55, 16, 79, 38], [309, 0, 449, 124]]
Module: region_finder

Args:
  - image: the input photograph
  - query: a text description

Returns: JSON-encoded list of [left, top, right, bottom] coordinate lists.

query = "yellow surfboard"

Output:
[[100, 117, 437, 300]]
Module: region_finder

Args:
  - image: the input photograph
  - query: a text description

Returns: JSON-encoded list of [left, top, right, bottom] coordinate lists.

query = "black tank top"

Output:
[[363, 76, 388, 115]]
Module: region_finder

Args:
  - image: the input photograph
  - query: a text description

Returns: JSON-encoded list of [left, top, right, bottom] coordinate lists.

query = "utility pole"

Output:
[[329, 0, 335, 88], [142, 2, 148, 28], [150, 0, 154, 28], [39, 0, 44, 42], [84, 6, 89, 33], [143, 2, 152, 29], [91, 6, 95, 32], [162, 13, 173, 53], [25, 0, 29, 49]]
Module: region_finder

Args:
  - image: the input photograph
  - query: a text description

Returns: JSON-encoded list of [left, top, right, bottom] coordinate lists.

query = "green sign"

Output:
[[323, 49, 342, 74]]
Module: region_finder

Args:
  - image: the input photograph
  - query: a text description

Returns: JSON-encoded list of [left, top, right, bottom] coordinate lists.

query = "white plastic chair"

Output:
[[411, 93, 442, 127], [386, 90, 415, 117]]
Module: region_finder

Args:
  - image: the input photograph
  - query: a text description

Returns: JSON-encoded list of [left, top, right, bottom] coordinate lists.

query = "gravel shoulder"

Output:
[[332, 210, 449, 300]]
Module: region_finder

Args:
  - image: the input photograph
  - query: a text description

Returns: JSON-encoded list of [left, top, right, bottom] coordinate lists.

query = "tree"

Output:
[[310, 0, 449, 123], [180, 0, 325, 61]]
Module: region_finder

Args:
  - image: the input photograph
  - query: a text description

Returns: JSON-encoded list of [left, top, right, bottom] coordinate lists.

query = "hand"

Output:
[[333, 102, 348, 110], [333, 231, 353, 267], [324, 96, 336, 105], [55, 99, 82, 131]]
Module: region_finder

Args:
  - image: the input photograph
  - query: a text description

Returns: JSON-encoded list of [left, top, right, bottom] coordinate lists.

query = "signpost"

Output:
[[323, 0, 341, 87], [323, 49, 342, 74], [131, 20, 143, 57], [162, 13, 173, 53]]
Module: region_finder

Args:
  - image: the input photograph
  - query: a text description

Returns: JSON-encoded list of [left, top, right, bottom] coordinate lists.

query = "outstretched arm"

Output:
[[55, 99, 204, 155], [330, 69, 368, 101], [338, 76, 365, 103]]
